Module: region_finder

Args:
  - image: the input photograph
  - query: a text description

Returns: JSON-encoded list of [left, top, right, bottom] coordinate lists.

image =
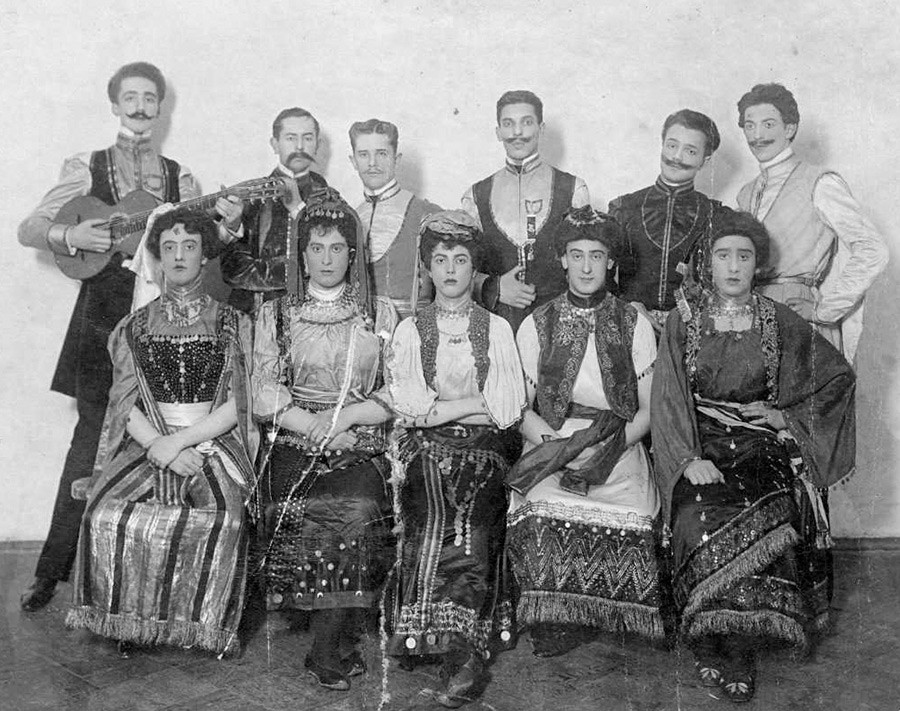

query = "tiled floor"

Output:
[[1, 542, 898, 710]]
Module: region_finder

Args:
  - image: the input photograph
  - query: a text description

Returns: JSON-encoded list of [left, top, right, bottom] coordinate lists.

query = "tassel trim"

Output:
[[685, 608, 811, 656], [65, 607, 240, 655], [518, 590, 665, 640], [680, 522, 799, 623]]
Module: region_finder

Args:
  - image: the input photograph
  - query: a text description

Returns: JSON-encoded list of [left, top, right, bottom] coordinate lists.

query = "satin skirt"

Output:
[[670, 413, 829, 652]]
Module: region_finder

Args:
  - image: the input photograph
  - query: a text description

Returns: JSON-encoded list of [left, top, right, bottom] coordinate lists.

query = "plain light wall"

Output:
[[1, 0, 898, 541]]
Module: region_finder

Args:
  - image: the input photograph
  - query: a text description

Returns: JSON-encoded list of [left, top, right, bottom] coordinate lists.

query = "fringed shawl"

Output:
[[651, 295, 856, 524]]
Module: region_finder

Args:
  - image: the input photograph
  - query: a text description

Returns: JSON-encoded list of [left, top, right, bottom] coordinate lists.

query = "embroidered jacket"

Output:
[[610, 177, 719, 313]]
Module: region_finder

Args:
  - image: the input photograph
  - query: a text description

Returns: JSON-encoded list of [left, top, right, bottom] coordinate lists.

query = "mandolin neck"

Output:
[[110, 190, 228, 239]]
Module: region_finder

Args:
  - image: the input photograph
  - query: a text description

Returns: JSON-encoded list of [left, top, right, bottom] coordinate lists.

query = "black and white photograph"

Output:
[[0, 1, 897, 709]]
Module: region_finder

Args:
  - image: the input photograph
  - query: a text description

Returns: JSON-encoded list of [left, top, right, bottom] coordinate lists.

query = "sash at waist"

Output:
[[157, 401, 213, 427], [760, 275, 818, 287]]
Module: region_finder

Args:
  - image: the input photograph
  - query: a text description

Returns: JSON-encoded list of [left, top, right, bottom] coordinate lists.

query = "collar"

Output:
[[505, 151, 542, 175], [653, 175, 695, 197], [116, 128, 152, 150], [161, 275, 209, 326], [566, 288, 607, 309], [759, 146, 795, 172], [364, 178, 401, 203], [307, 281, 346, 302], [276, 163, 311, 181]]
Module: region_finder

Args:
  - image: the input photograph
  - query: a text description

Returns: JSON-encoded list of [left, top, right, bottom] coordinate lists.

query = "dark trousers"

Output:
[[310, 608, 363, 668], [34, 398, 107, 582]]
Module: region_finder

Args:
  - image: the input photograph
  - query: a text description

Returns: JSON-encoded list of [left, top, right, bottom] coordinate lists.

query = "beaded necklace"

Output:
[[161, 276, 210, 328]]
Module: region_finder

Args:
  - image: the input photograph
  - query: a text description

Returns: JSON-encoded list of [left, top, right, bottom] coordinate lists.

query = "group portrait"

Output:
[[1, 2, 897, 710]]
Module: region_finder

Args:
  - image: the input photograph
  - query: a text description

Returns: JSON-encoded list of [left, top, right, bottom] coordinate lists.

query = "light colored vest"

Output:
[[738, 161, 861, 360]]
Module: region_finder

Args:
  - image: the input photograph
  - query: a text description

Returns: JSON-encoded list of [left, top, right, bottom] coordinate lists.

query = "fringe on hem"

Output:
[[66, 606, 240, 655], [684, 609, 811, 656], [517, 590, 665, 640], [681, 522, 799, 622]]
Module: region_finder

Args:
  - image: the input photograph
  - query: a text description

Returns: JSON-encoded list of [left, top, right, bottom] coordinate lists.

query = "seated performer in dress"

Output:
[[251, 188, 397, 692], [505, 206, 663, 658], [651, 209, 855, 703], [385, 211, 526, 709], [66, 208, 257, 657]]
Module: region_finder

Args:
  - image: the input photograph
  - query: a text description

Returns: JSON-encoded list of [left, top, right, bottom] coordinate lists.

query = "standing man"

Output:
[[349, 118, 440, 318], [221, 107, 327, 314], [609, 109, 722, 333], [462, 90, 590, 331], [736, 83, 888, 362], [17, 62, 234, 611]]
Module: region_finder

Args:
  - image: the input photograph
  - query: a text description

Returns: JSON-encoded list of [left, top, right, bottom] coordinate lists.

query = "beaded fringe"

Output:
[[518, 591, 666, 640], [65, 607, 239, 656], [680, 522, 800, 626], [685, 608, 812, 656]]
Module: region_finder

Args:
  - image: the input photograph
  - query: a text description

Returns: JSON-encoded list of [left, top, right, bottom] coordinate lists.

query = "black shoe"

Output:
[[20, 577, 57, 612], [304, 656, 350, 691], [530, 623, 582, 658], [435, 654, 484, 708], [720, 651, 756, 703], [341, 650, 366, 677]]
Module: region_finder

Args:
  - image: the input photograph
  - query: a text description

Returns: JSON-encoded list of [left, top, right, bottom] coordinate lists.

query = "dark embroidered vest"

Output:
[[414, 303, 491, 393], [473, 168, 575, 330], [50, 149, 181, 403], [89, 148, 181, 205], [532, 292, 639, 429]]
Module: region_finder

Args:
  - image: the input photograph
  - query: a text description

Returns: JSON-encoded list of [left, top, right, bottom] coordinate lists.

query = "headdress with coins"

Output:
[[290, 187, 373, 322]]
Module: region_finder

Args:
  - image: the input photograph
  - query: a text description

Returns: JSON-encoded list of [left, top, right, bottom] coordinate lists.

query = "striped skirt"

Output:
[[66, 438, 248, 655]]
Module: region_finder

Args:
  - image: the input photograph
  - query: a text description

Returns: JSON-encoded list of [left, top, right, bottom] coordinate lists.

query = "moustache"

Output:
[[504, 137, 530, 144], [126, 111, 154, 120], [662, 157, 692, 171], [288, 150, 316, 164], [749, 139, 774, 148]]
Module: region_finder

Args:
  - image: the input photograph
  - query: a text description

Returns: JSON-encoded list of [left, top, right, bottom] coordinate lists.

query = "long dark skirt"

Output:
[[670, 413, 829, 653], [255, 431, 394, 611], [385, 425, 519, 660]]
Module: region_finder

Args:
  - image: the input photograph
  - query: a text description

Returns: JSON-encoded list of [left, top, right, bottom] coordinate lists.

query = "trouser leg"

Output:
[[310, 608, 350, 669], [34, 398, 107, 582]]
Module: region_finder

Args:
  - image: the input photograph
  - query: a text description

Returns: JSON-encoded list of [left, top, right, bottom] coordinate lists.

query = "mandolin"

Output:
[[53, 176, 288, 280]]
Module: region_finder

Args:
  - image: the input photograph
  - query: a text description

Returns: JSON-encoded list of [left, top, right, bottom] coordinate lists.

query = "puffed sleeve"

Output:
[[515, 314, 539, 405], [92, 313, 141, 477], [18, 152, 93, 252], [459, 185, 483, 230], [374, 296, 399, 346], [632, 311, 657, 380], [386, 317, 438, 417], [483, 314, 527, 429], [572, 176, 591, 208], [251, 300, 294, 421], [813, 172, 889, 324]]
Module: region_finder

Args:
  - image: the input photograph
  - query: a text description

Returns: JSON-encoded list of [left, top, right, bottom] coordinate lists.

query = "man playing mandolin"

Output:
[[17, 61, 238, 611]]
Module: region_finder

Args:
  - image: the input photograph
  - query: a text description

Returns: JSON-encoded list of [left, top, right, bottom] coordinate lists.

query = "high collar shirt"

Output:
[[355, 180, 410, 262], [461, 153, 589, 245]]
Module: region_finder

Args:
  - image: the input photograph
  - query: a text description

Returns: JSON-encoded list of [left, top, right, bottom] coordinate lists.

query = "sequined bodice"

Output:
[[134, 334, 226, 403]]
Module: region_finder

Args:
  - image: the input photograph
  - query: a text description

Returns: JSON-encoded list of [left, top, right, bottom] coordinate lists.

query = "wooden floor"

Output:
[[1, 543, 898, 711]]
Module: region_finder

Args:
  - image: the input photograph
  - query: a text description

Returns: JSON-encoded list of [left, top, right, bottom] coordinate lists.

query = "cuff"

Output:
[[218, 221, 243, 244], [47, 223, 77, 256]]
